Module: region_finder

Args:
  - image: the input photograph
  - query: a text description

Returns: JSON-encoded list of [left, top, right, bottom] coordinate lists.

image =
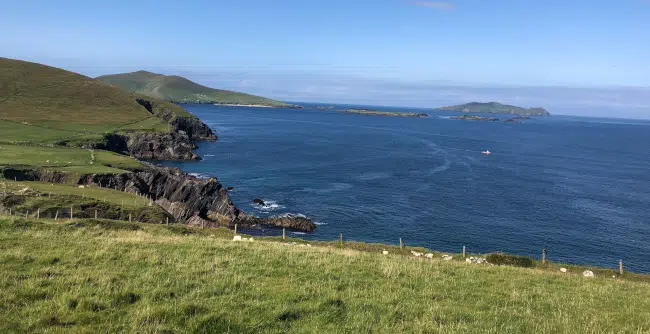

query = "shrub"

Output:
[[486, 253, 534, 268]]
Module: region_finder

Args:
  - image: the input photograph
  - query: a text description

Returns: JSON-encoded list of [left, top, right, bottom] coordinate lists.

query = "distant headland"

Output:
[[337, 109, 429, 118], [438, 102, 551, 116], [97, 71, 295, 108]]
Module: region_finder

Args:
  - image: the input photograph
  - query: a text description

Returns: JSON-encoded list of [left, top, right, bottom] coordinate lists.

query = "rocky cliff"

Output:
[[136, 97, 217, 141], [1, 165, 316, 232], [126, 132, 200, 161]]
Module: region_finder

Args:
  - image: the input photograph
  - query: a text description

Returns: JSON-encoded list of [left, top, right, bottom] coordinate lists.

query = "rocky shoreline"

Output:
[[0, 106, 316, 232], [0, 164, 316, 232]]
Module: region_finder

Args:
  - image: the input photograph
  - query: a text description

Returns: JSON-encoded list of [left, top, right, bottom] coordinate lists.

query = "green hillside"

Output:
[[0, 58, 198, 141], [438, 102, 551, 116], [0, 57, 212, 175], [1, 217, 649, 333], [97, 70, 290, 107]]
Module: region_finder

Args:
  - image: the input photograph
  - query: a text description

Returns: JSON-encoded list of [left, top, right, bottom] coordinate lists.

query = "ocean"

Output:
[[160, 103, 650, 273]]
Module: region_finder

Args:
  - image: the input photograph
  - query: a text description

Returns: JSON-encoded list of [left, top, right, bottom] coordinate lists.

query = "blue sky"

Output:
[[2, 0, 650, 117]]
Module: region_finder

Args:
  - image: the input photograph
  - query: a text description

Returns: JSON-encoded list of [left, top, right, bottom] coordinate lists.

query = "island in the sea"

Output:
[[438, 102, 551, 116], [337, 109, 429, 117], [451, 115, 499, 121], [452, 114, 533, 122]]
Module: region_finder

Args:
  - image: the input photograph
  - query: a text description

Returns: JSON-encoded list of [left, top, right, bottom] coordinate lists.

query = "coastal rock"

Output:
[[258, 214, 316, 232], [253, 198, 266, 206], [135, 96, 217, 141], [169, 115, 217, 141], [127, 132, 200, 160], [1, 165, 318, 232]]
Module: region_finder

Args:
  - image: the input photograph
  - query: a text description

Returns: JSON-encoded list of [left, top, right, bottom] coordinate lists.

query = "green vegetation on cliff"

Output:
[[0, 218, 648, 333], [0, 57, 216, 174], [337, 109, 429, 117], [97, 70, 290, 107], [0, 58, 188, 135], [439, 102, 551, 116]]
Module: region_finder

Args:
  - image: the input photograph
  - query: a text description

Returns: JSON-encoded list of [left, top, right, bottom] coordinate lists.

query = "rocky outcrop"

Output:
[[253, 214, 316, 232], [79, 166, 236, 222], [169, 116, 216, 141], [1, 164, 315, 232], [126, 132, 200, 160], [142, 98, 217, 141]]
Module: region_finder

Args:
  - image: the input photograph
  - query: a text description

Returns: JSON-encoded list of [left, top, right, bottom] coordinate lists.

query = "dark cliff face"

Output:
[[1, 165, 316, 232], [170, 116, 217, 141], [80, 166, 237, 224], [126, 132, 200, 161]]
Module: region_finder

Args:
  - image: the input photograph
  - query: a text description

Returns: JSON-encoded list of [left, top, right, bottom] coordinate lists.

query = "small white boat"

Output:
[[482, 150, 492, 155]]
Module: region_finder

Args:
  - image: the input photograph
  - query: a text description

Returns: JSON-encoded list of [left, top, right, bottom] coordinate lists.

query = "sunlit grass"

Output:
[[1, 218, 648, 333]]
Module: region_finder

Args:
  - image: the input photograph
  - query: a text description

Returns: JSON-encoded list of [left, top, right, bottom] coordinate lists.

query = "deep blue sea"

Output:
[[161, 103, 650, 273]]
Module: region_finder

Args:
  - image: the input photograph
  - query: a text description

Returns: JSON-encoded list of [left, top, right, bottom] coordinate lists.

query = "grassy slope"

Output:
[[439, 102, 551, 116], [0, 58, 197, 174], [0, 181, 170, 224], [0, 180, 150, 212], [0, 144, 141, 176], [2, 180, 151, 209], [98, 70, 290, 107], [1, 58, 150, 127], [0, 218, 648, 333]]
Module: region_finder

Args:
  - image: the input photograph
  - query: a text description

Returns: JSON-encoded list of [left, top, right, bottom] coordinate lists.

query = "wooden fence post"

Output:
[[70, 206, 73, 219], [55, 211, 58, 220], [129, 214, 132, 222], [399, 238, 403, 250], [619, 259, 623, 275], [542, 248, 547, 264], [339, 233, 343, 247], [234, 224, 238, 235], [95, 210, 98, 219], [37, 209, 40, 219], [166, 217, 169, 226], [463, 246, 466, 258], [282, 228, 286, 240]]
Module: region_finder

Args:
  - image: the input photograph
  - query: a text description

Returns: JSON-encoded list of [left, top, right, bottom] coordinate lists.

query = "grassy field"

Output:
[[98, 70, 290, 107], [0, 58, 197, 144], [0, 144, 142, 174], [0, 218, 648, 333], [1, 180, 152, 209], [0, 181, 170, 224]]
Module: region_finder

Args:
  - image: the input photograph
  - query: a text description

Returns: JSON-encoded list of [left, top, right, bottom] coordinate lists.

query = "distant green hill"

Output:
[[0, 57, 215, 172], [438, 102, 551, 116], [97, 71, 290, 107]]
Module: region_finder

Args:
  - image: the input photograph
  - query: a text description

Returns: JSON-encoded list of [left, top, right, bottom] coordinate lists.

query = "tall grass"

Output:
[[1, 218, 648, 333]]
